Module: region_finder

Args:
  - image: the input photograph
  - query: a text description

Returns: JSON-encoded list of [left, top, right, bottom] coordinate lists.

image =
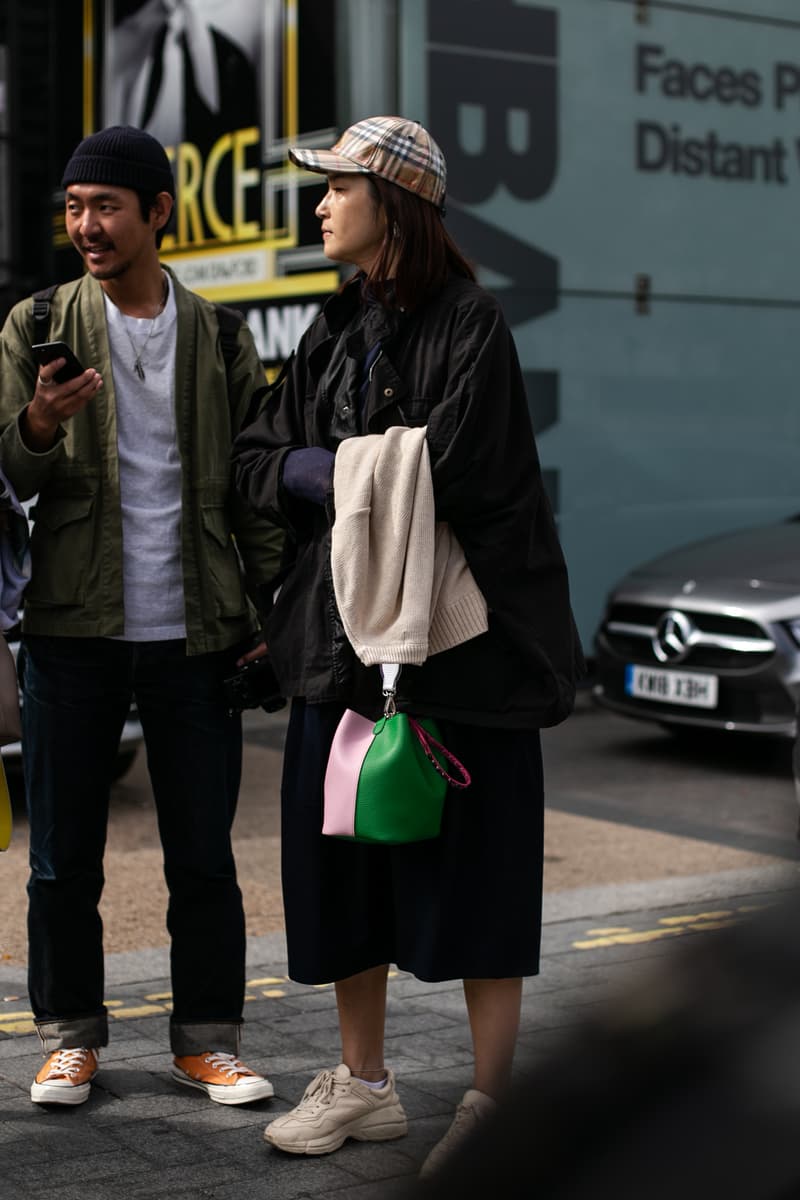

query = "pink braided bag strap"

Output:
[[408, 717, 471, 790]]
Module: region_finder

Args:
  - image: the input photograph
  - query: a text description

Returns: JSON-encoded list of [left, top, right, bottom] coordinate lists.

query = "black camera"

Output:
[[223, 656, 286, 715]]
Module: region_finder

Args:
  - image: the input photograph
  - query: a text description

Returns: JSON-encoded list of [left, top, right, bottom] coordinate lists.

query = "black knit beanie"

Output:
[[61, 125, 175, 198]]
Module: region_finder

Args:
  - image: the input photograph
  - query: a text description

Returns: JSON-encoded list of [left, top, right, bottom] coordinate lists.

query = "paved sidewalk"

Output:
[[2, 865, 798, 1200]]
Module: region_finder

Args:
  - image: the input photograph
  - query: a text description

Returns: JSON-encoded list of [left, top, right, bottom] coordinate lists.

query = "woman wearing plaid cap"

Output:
[[233, 115, 583, 1174]]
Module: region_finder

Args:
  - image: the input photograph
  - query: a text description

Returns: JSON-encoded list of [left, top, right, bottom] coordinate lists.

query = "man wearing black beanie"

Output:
[[0, 125, 283, 1107]]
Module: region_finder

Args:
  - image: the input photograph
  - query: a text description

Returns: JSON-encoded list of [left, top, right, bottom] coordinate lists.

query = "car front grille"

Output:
[[601, 603, 776, 671]]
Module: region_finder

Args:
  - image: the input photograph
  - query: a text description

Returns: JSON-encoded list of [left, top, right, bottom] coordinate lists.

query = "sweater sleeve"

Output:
[[282, 447, 335, 506]]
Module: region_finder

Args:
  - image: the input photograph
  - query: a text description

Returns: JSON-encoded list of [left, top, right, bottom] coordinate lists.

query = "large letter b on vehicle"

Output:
[[428, 2, 558, 204]]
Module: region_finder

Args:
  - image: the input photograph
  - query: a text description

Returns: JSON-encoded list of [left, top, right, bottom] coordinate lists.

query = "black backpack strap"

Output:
[[214, 301, 293, 433], [31, 284, 59, 344], [241, 352, 293, 432], [214, 302, 243, 395]]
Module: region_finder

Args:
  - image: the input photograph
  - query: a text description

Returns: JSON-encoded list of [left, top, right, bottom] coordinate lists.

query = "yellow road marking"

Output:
[[573, 904, 757, 951], [0, 974, 343, 1036], [659, 911, 732, 926], [110, 1004, 168, 1019], [0, 1019, 35, 1034], [574, 927, 684, 949], [0, 909, 761, 1037]]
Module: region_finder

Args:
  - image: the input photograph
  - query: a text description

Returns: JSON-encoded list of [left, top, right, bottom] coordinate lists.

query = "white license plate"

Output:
[[624, 664, 718, 709]]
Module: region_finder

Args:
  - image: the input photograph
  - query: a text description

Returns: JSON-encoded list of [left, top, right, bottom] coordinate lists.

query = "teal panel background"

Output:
[[401, 0, 800, 647], [533, 298, 800, 634]]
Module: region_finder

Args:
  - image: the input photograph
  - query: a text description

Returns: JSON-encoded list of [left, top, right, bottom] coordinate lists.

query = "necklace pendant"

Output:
[[134, 358, 146, 381]]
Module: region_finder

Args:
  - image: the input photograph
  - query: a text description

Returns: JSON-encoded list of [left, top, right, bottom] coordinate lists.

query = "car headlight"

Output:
[[786, 619, 800, 647]]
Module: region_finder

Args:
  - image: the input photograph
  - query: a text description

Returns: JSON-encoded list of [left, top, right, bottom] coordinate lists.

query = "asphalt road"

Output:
[[1, 688, 797, 965], [546, 688, 800, 858]]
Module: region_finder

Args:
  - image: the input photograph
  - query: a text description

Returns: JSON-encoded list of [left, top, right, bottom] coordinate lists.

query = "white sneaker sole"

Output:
[[171, 1066, 275, 1106], [264, 1109, 408, 1155], [30, 1078, 94, 1106]]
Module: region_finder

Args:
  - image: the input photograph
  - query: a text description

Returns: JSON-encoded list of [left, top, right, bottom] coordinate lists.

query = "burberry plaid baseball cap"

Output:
[[289, 116, 447, 211]]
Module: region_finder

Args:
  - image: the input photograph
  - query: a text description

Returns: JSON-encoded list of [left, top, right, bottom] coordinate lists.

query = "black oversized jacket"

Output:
[[232, 274, 584, 728]]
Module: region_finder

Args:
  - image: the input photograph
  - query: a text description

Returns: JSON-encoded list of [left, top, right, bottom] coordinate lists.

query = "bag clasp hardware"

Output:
[[380, 662, 401, 718]]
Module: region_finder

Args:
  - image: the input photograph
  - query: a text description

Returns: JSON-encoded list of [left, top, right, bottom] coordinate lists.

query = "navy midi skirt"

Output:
[[279, 699, 545, 985]]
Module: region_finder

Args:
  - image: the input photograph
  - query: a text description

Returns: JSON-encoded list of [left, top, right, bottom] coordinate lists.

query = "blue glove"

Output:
[[281, 447, 336, 506]]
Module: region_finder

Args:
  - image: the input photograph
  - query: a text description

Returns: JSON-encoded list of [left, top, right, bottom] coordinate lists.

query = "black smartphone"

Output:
[[31, 341, 87, 384]]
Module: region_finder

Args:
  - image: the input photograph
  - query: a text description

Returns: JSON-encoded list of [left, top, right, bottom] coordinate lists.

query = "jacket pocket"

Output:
[[200, 503, 249, 618], [25, 494, 96, 607]]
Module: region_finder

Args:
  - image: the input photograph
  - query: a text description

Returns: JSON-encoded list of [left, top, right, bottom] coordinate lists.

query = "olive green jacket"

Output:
[[0, 268, 282, 654]]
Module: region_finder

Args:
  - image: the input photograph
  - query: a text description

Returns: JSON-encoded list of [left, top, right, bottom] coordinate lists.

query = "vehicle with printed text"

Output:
[[592, 517, 800, 739]]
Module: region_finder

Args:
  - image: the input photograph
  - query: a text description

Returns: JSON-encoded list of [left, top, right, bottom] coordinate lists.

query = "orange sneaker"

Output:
[[31, 1047, 98, 1106], [171, 1052, 274, 1106]]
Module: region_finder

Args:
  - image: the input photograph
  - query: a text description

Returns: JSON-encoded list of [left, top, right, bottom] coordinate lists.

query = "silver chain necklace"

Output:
[[123, 275, 168, 381]]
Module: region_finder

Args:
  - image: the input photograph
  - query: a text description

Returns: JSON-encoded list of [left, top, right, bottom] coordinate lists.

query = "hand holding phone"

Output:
[[31, 341, 87, 384], [23, 341, 101, 454]]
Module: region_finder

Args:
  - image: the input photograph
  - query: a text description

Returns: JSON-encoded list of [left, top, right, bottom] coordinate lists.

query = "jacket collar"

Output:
[[306, 277, 418, 425], [319, 276, 406, 340]]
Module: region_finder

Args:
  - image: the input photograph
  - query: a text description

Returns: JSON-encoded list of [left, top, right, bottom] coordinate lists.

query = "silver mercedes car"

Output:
[[592, 517, 800, 738]]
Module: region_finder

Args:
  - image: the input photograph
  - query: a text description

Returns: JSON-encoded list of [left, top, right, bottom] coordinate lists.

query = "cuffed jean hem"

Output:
[[170, 1019, 242, 1056], [35, 1015, 109, 1054]]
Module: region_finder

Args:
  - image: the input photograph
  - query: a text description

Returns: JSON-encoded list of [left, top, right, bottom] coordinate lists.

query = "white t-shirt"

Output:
[[104, 277, 186, 640]]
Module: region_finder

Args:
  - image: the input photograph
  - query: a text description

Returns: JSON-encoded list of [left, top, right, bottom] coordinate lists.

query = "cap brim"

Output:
[[288, 147, 370, 177]]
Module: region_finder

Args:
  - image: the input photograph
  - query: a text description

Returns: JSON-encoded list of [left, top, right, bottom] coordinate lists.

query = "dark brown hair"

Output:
[[363, 176, 475, 310]]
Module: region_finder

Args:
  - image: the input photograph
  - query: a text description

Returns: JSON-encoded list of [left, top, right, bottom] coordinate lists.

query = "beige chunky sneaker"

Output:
[[171, 1052, 274, 1105], [419, 1088, 497, 1176], [264, 1063, 408, 1155], [31, 1047, 99, 1106]]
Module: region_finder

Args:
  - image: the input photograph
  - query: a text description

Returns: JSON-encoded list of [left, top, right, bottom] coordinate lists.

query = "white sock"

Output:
[[355, 1074, 388, 1089]]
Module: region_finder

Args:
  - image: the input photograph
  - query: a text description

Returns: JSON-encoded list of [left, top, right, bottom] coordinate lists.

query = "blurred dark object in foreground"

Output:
[[414, 889, 800, 1199], [223, 655, 286, 715]]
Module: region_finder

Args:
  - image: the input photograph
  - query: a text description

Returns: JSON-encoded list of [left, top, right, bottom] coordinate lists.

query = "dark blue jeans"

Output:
[[19, 635, 246, 1055]]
